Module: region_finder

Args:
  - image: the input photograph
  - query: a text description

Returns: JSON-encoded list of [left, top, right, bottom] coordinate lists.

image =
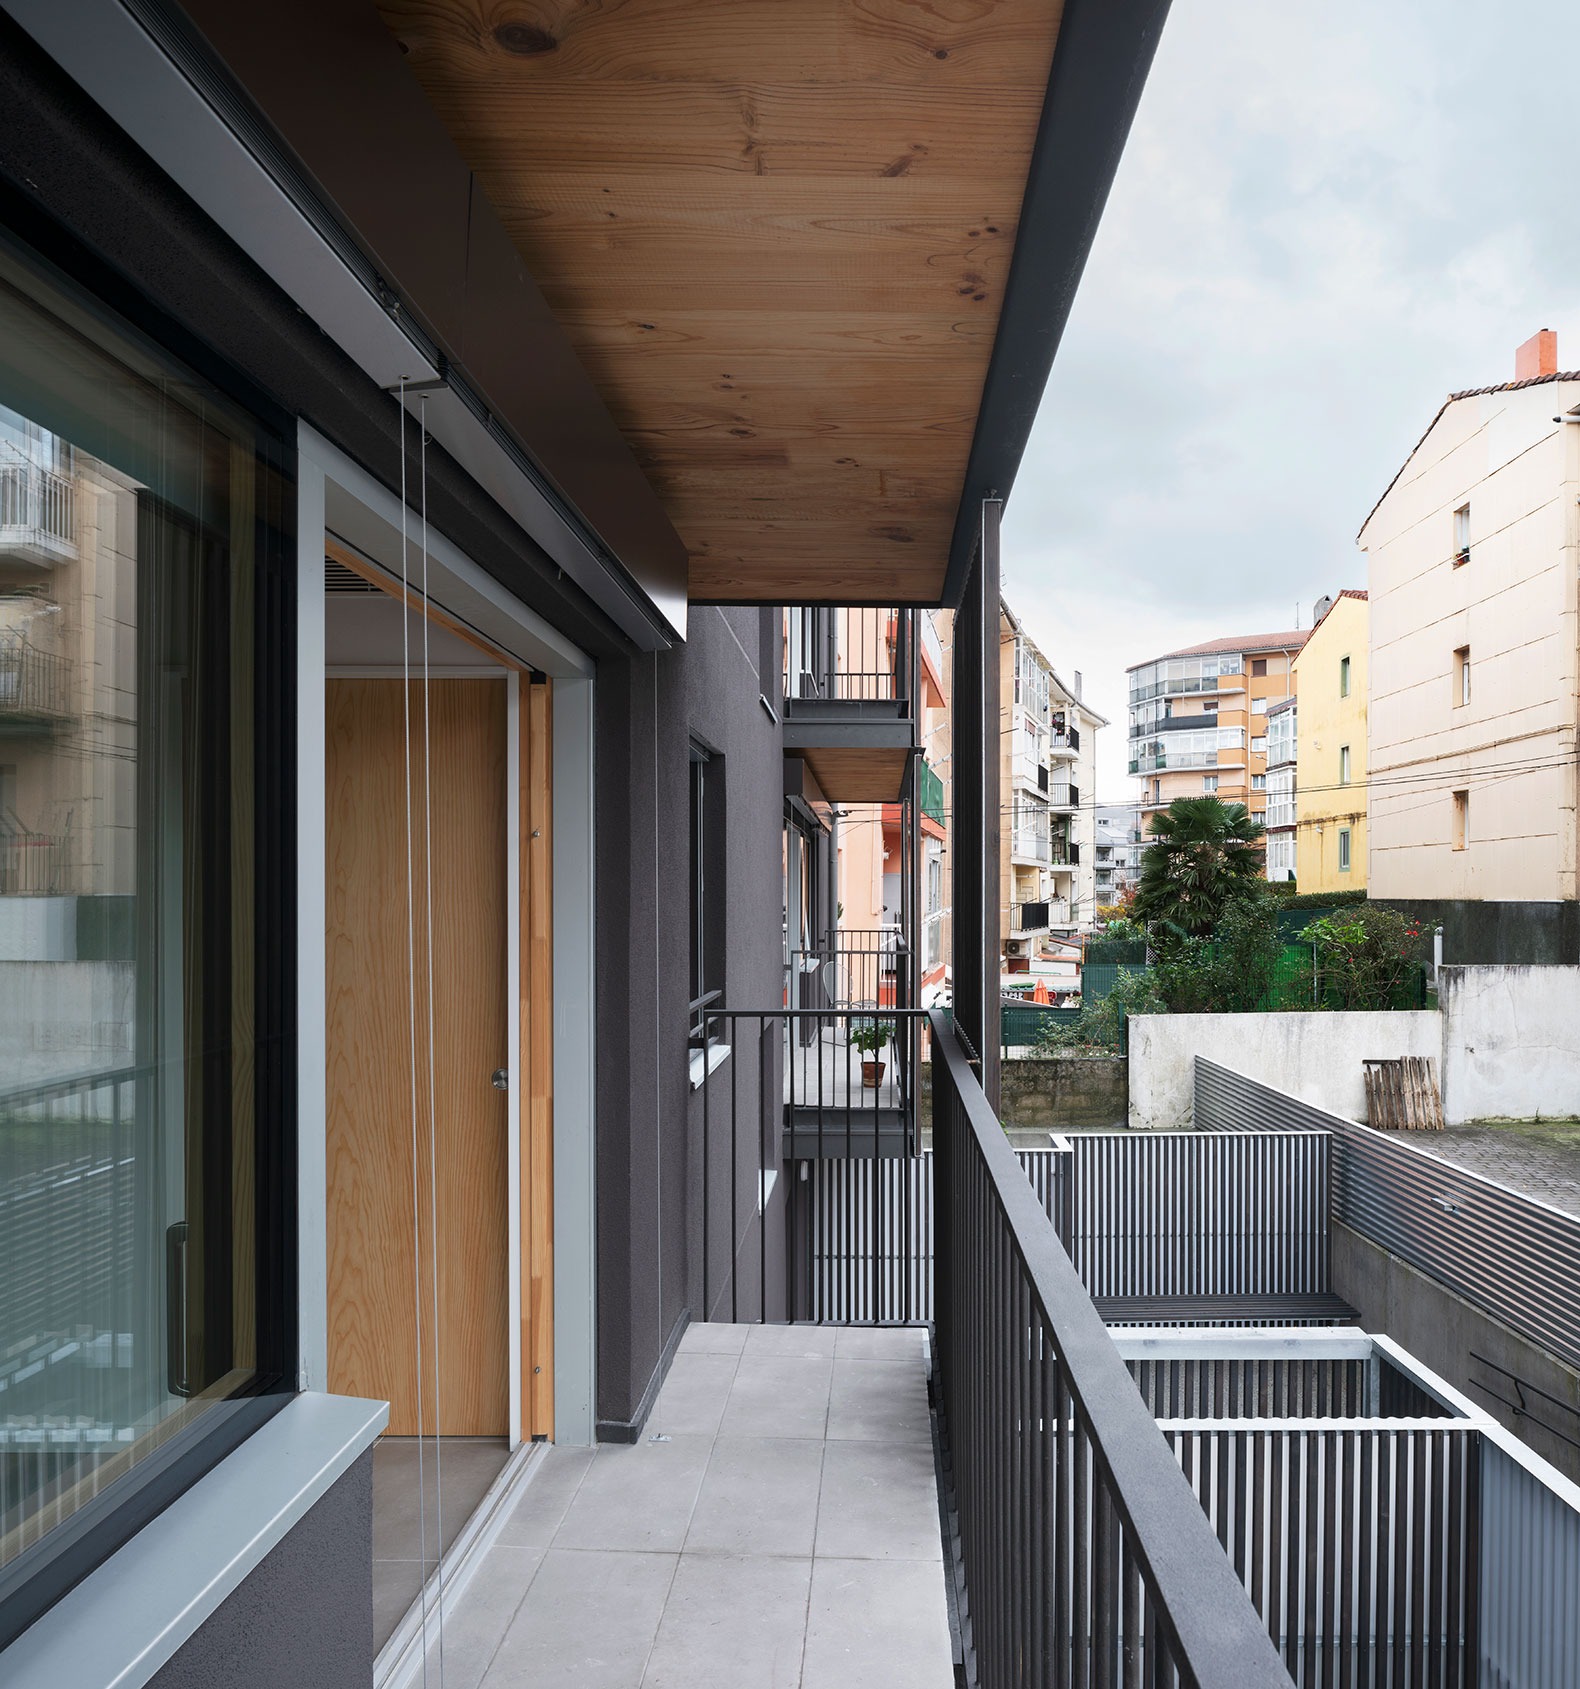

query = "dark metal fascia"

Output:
[[940, 0, 1171, 607]]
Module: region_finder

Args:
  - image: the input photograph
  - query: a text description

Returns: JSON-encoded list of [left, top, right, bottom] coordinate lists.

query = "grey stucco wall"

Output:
[[1384, 898, 1580, 966], [1438, 965, 1580, 1124], [146, 1453, 373, 1689], [1333, 1223, 1580, 1485], [594, 607, 786, 1439]]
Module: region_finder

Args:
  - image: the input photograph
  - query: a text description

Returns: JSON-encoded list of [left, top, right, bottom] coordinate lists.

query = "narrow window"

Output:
[[689, 742, 726, 1032], [1252, 774, 1267, 791], [1251, 735, 1268, 755], [1202, 774, 1218, 793], [1452, 789, 1469, 851], [1453, 503, 1470, 567], [1339, 655, 1351, 698], [1339, 745, 1352, 785], [1338, 828, 1352, 872], [1454, 646, 1471, 707], [1251, 658, 1268, 677]]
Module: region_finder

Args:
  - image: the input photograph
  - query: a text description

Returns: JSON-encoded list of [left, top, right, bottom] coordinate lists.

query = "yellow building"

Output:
[[1292, 590, 1368, 892]]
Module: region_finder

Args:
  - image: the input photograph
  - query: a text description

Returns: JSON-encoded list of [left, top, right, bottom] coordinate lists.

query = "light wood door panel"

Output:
[[326, 677, 509, 1437]]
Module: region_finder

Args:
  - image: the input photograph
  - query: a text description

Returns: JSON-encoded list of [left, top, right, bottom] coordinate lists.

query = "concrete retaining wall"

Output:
[[1438, 965, 1580, 1125], [998, 1057, 1128, 1131], [1128, 1011, 1441, 1131]]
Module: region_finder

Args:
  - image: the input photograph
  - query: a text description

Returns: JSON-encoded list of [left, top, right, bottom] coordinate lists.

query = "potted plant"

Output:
[[848, 1018, 895, 1088]]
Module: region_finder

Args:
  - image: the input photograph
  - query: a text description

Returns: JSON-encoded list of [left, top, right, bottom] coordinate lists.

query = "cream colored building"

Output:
[[1127, 631, 1306, 833], [1360, 330, 1580, 905], [1000, 601, 1104, 968], [1291, 590, 1368, 893]]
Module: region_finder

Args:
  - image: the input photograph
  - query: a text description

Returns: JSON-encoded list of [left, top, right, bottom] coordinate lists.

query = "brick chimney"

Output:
[[1515, 328, 1558, 381]]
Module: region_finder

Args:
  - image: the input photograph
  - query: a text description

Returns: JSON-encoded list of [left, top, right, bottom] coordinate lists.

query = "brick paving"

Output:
[[1420, 1118, 1580, 1218]]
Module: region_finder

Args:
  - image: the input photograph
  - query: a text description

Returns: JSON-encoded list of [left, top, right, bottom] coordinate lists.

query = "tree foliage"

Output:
[[1134, 797, 1267, 941]]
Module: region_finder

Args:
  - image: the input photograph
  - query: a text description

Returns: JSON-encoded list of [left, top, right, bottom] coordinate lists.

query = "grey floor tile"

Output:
[[801, 1558, 955, 1689], [481, 1548, 678, 1689], [648, 1351, 740, 1437], [552, 1435, 712, 1554], [834, 1325, 929, 1362], [815, 1439, 943, 1561], [679, 1321, 750, 1355], [685, 1435, 825, 1558], [494, 1445, 597, 1548], [416, 1544, 545, 1689], [373, 1558, 427, 1653], [639, 1553, 812, 1689], [826, 1356, 933, 1442], [373, 1437, 512, 1562], [744, 1321, 838, 1358], [719, 1353, 833, 1439]]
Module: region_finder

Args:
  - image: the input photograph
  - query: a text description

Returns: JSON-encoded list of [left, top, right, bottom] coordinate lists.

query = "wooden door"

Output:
[[325, 677, 509, 1436]]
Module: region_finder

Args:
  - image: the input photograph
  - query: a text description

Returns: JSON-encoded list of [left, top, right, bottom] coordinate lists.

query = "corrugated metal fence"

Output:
[[792, 1125, 1330, 1324], [1194, 1058, 1580, 1375], [1192, 1060, 1580, 1689]]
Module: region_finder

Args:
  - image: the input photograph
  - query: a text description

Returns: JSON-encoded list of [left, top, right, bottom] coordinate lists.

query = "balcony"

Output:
[[0, 630, 71, 726], [1010, 826, 1051, 866], [1047, 728, 1079, 759], [1047, 780, 1079, 811], [0, 455, 76, 567], [1049, 840, 1080, 868], [0, 829, 66, 896], [917, 757, 945, 826], [783, 607, 915, 802], [1013, 898, 1051, 935]]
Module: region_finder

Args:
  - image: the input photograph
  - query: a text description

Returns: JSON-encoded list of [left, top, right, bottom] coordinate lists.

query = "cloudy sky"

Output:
[[1002, 0, 1580, 797]]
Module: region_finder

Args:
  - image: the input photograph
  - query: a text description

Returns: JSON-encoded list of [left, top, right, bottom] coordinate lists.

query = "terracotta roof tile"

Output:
[[1128, 630, 1308, 670]]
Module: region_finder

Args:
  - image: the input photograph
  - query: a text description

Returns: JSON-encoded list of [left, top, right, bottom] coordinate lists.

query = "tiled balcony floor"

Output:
[[421, 1323, 954, 1689]]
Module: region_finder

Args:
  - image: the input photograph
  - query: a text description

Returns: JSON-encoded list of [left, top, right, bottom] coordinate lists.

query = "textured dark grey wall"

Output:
[[1383, 899, 1580, 966], [595, 607, 786, 1437], [147, 1453, 373, 1689]]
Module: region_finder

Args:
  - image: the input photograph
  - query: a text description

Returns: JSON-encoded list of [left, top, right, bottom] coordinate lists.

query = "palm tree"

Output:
[[1134, 796, 1266, 940]]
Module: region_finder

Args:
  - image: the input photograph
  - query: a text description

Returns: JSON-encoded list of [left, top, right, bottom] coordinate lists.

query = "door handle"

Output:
[[166, 1221, 191, 1399], [491, 1068, 509, 1092]]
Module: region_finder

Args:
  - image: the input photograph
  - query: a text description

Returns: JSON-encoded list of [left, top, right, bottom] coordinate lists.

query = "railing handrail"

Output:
[[0, 1063, 141, 1110], [931, 1011, 1294, 1684]]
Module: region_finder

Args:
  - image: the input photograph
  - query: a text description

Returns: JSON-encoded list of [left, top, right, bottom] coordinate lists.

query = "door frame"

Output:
[[297, 422, 598, 1447]]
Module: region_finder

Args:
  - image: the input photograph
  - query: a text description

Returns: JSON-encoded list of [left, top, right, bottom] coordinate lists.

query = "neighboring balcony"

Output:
[[1010, 824, 1051, 866], [0, 630, 71, 726], [783, 606, 915, 803], [917, 756, 945, 827], [1047, 780, 1079, 811], [1048, 726, 1080, 758], [0, 455, 76, 567], [1012, 898, 1051, 935]]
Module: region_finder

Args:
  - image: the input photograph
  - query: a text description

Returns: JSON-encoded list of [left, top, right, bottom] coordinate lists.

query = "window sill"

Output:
[[4, 1391, 388, 1689], [689, 1043, 732, 1090]]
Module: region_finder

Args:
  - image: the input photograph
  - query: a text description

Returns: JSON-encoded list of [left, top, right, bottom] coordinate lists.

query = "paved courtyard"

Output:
[[416, 1322, 953, 1689], [1422, 1118, 1580, 1217]]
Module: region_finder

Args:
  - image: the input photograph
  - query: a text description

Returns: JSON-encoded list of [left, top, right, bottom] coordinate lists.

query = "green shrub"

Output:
[[1301, 905, 1426, 1010]]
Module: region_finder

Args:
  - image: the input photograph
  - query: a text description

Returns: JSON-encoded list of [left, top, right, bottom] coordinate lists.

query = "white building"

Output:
[[1264, 696, 1298, 883], [1093, 801, 1142, 906]]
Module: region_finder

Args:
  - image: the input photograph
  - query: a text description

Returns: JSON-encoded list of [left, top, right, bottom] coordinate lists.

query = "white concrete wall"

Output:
[[1438, 965, 1580, 1124], [1128, 1010, 1442, 1131]]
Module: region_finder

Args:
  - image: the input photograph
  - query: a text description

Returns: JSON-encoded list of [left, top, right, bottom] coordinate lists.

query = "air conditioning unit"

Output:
[[1004, 937, 1027, 957]]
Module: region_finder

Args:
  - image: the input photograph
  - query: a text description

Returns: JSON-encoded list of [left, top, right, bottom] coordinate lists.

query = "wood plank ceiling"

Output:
[[377, 0, 1065, 606]]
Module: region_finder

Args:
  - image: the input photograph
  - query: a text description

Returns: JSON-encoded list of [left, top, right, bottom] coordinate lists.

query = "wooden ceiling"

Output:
[[376, 0, 1065, 606]]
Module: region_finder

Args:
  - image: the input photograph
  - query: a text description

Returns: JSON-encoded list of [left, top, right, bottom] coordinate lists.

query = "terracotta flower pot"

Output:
[[862, 1059, 886, 1088]]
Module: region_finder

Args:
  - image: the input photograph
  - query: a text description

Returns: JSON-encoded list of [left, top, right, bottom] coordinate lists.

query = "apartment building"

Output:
[[1093, 800, 1143, 907], [1292, 590, 1368, 892], [1264, 697, 1298, 883], [1128, 630, 1307, 830], [0, 2, 1171, 1682], [1361, 330, 1580, 954], [1000, 601, 1104, 968]]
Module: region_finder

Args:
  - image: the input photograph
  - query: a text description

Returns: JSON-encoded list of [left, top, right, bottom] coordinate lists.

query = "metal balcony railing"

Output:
[[929, 1017, 1294, 1687], [783, 606, 912, 704], [1014, 899, 1050, 933], [1048, 781, 1079, 810], [0, 829, 67, 896], [1050, 727, 1080, 753], [789, 928, 907, 1011], [0, 630, 71, 722], [0, 457, 76, 562]]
